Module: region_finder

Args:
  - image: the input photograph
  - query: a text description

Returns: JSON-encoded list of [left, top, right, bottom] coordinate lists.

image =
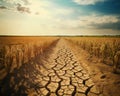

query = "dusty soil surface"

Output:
[[0, 38, 120, 96], [68, 39, 120, 96]]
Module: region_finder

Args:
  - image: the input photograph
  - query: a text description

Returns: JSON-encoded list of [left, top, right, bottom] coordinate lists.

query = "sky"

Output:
[[0, 0, 120, 35]]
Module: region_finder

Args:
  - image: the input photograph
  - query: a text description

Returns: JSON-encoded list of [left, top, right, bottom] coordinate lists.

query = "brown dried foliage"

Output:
[[68, 37, 120, 73], [0, 37, 58, 80]]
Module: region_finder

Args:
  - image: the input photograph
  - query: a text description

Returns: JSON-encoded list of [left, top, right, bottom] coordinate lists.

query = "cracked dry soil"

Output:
[[0, 39, 103, 96]]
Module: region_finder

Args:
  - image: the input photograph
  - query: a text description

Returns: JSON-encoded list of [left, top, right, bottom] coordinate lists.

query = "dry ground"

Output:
[[0, 37, 120, 96], [69, 39, 120, 96]]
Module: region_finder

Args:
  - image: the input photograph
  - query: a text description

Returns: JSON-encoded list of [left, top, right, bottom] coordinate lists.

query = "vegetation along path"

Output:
[[1, 39, 103, 96]]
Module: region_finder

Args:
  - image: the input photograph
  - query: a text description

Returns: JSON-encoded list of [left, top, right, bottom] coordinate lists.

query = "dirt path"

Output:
[[1, 39, 103, 96]]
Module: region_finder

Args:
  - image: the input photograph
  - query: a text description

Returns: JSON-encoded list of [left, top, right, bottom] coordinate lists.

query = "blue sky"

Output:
[[0, 0, 120, 35]]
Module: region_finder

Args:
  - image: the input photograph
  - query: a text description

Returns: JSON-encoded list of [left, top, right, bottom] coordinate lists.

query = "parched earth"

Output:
[[1, 39, 104, 96]]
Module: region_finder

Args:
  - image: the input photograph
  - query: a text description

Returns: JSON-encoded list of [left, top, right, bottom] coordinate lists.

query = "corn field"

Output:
[[0, 37, 58, 80], [67, 37, 120, 73]]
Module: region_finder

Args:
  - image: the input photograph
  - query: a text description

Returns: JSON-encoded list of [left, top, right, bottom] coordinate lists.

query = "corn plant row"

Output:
[[0, 39, 57, 80], [68, 37, 120, 73]]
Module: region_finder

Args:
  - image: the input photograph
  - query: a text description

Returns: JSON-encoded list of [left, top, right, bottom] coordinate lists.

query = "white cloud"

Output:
[[1, 0, 52, 15], [54, 14, 119, 29], [73, 0, 105, 5], [79, 14, 119, 27], [1, 0, 120, 35], [1, 0, 74, 16], [4, 0, 24, 5]]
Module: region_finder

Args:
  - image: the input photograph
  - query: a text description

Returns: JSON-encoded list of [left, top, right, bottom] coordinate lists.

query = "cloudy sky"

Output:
[[0, 0, 120, 35]]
